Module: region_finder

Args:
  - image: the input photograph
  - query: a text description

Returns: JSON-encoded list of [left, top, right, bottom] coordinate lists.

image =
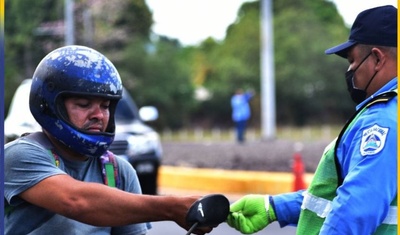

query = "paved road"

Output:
[[151, 139, 327, 235], [147, 221, 296, 235]]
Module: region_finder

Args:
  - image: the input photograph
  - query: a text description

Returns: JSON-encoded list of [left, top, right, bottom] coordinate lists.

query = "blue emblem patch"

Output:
[[360, 124, 389, 156]]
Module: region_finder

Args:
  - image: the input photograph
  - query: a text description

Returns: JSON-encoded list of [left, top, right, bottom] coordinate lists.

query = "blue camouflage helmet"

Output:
[[29, 45, 123, 157]]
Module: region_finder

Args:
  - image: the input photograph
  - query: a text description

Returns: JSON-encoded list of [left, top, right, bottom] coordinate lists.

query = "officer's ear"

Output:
[[371, 48, 385, 70]]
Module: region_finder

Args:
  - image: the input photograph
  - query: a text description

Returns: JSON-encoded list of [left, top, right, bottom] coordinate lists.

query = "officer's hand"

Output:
[[226, 194, 276, 234]]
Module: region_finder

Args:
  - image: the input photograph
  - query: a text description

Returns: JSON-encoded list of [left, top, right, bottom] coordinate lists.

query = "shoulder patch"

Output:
[[360, 124, 389, 156]]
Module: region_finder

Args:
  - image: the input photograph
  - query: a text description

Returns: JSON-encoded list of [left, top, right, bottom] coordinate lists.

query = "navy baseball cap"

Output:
[[325, 5, 397, 58]]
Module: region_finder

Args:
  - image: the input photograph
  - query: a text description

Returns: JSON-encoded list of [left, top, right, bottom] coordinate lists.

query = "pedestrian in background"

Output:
[[231, 88, 254, 143], [227, 5, 397, 234]]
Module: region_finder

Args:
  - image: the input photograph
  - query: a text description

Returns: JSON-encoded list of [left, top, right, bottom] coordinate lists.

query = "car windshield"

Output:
[[114, 89, 139, 122]]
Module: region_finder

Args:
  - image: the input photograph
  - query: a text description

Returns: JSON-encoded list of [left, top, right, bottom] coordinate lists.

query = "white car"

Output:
[[5, 79, 162, 195]]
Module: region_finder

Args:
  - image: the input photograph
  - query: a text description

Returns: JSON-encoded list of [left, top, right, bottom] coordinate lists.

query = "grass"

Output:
[[160, 125, 343, 142]]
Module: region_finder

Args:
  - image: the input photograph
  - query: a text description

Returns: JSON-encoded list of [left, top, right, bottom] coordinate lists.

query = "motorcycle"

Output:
[[185, 194, 230, 235]]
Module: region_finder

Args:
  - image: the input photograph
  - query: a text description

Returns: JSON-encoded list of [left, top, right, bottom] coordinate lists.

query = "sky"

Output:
[[145, 0, 398, 46]]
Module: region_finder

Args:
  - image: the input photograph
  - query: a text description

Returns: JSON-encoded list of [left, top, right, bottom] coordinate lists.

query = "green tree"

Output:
[[185, 2, 262, 128], [5, 0, 64, 112], [273, 0, 352, 125], [5, 0, 354, 130], [4, 0, 153, 115], [119, 37, 196, 129], [84, 0, 152, 50], [190, 0, 352, 127]]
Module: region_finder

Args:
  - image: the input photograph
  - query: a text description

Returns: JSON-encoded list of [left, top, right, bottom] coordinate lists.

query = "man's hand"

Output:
[[173, 195, 214, 235], [227, 194, 276, 234]]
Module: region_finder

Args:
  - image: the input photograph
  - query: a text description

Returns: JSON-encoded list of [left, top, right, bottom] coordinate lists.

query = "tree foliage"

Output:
[[5, 0, 64, 108], [272, 0, 353, 125], [191, 2, 262, 127], [5, 0, 354, 129], [189, 0, 353, 127], [119, 37, 196, 129]]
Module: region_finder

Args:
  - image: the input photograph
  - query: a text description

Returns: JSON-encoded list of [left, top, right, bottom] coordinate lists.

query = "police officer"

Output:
[[227, 5, 397, 234]]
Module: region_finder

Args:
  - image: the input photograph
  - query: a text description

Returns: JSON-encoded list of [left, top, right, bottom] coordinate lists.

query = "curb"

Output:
[[158, 166, 313, 195]]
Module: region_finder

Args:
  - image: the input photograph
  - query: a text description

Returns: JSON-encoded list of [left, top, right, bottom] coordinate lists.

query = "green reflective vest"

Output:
[[297, 91, 397, 235]]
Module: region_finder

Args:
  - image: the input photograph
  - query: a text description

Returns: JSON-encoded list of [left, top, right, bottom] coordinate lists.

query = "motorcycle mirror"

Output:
[[185, 194, 230, 234]]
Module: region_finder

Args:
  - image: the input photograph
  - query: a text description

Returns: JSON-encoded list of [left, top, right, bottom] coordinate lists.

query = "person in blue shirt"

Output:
[[227, 5, 397, 235], [4, 45, 213, 235], [231, 88, 255, 143]]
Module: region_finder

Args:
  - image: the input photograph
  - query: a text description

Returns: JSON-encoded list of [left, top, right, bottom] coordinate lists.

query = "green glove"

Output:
[[227, 194, 276, 234]]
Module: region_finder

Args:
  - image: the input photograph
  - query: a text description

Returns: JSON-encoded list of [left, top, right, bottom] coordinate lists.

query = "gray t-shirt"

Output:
[[4, 133, 150, 235]]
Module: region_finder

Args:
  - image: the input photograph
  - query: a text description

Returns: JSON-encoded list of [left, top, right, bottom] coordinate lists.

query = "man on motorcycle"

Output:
[[4, 45, 212, 235]]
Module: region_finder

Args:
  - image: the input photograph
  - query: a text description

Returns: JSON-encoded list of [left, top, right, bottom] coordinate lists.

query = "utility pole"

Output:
[[260, 0, 276, 140], [83, 9, 94, 47], [64, 0, 75, 45]]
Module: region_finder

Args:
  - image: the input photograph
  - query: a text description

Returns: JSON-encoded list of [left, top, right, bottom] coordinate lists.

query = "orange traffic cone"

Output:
[[292, 152, 305, 191]]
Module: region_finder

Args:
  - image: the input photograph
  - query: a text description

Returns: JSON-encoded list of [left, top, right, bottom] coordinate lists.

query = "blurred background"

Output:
[[4, 1, 397, 232], [5, 0, 399, 148], [5, 0, 398, 136], [4, 0, 363, 135]]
